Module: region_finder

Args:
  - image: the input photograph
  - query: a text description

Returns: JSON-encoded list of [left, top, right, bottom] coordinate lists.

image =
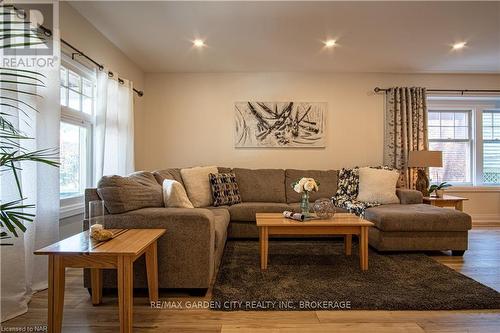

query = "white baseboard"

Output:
[[471, 213, 500, 227]]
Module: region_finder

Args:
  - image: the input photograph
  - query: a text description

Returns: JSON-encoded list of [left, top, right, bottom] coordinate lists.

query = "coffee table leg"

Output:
[[90, 268, 102, 305], [48, 255, 65, 333], [260, 226, 268, 270], [118, 256, 133, 333], [359, 227, 369, 271], [344, 235, 352, 255], [145, 242, 159, 303]]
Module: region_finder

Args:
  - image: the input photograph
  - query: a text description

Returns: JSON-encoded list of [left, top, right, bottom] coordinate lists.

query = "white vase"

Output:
[[436, 189, 445, 198]]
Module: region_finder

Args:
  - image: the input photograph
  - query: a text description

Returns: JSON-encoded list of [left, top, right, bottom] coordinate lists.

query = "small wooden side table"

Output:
[[34, 228, 166, 333], [423, 195, 468, 211]]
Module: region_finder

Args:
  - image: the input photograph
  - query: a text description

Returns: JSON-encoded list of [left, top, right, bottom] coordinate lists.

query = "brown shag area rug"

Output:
[[211, 240, 500, 311]]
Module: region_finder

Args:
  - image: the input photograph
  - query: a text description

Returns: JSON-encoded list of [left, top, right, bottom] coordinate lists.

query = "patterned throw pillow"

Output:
[[209, 173, 242, 207]]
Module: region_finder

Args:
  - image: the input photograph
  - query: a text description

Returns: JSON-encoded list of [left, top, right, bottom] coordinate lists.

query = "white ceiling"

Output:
[[70, 1, 500, 73]]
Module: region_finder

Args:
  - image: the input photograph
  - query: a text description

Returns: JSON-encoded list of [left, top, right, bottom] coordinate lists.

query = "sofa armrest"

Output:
[[396, 189, 423, 204], [83, 207, 216, 288]]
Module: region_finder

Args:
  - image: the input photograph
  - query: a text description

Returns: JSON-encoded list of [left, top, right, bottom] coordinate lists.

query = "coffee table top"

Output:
[[256, 213, 374, 227], [34, 229, 166, 256]]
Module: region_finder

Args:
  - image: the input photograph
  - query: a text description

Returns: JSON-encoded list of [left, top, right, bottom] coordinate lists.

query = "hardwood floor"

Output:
[[3, 228, 499, 332]]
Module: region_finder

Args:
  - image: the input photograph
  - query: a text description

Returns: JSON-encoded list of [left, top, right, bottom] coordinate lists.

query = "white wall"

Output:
[[139, 72, 500, 169], [139, 72, 500, 224]]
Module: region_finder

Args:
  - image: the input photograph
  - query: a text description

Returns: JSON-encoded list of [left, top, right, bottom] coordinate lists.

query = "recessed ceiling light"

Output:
[[193, 39, 205, 48], [324, 39, 337, 48], [452, 42, 467, 50]]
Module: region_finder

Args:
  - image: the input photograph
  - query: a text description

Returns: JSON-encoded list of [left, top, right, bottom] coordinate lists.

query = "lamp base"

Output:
[[415, 169, 430, 197]]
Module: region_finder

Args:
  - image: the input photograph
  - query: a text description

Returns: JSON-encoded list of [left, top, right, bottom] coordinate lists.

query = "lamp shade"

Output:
[[408, 150, 443, 168]]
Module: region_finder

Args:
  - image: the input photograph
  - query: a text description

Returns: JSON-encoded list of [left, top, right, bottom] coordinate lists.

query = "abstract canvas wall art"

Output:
[[234, 102, 327, 147]]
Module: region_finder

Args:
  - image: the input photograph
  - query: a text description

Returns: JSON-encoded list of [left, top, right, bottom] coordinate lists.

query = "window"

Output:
[[482, 111, 500, 184], [428, 110, 472, 184], [60, 59, 95, 207], [427, 98, 500, 186]]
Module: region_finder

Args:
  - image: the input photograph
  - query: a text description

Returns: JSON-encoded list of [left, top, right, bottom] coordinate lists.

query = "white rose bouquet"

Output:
[[291, 177, 320, 217], [292, 177, 320, 193]]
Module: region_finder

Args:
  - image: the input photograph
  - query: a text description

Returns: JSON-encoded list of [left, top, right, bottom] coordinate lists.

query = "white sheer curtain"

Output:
[[94, 71, 135, 181], [0, 18, 60, 322]]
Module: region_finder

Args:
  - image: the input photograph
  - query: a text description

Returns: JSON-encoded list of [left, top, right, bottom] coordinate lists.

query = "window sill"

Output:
[[60, 197, 85, 219], [446, 186, 500, 193]]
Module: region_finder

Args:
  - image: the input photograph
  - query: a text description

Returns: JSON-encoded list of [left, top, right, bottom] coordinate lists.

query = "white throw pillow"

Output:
[[162, 179, 194, 208], [180, 166, 218, 207], [357, 167, 400, 204]]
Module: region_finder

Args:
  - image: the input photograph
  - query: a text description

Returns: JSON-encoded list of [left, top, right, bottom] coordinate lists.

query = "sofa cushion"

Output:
[[181, 166, 218, 207], [396, 188, 423, 204], [229, 202, 290, 222], [209, 173, 242, 206], [214, 211, 229, 248], [205, 206, 230, 249], [364, 204, 472, 232], [357, 167, 399, 204], [233, 168, 286, 203], [285, 169, 338, 203], [97, 171, 163, 214], [205, 206, 231, 223], [162, 179, 194, 208], [153, 168, 184, 185]]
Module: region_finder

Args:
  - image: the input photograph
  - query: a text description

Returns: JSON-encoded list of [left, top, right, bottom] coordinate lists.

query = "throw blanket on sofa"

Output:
[[332, 168, 380, 217]]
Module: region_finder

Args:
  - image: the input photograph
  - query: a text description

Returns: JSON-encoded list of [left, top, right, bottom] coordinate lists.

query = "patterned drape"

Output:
[[383, 87, 428, 188]]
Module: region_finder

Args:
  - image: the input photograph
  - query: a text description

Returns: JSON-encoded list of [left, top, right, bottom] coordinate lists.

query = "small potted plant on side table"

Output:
[[429, 182, 452, 198]]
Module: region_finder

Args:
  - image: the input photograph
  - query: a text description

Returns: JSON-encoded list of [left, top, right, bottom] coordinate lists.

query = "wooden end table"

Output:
[[423, 195, 468, 211], [34, 228, 166, 333], [256, 213, 374, 271]]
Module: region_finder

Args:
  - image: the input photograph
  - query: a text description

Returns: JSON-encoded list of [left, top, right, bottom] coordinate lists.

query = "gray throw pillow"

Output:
[[97, 171, 163, 214]]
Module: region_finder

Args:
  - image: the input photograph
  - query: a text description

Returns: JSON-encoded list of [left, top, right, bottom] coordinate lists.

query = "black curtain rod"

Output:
[[3, 5, 144, 96], [35, 23, 144, 97], [61, 39, 144, 97], [374, 87, 500, 94]]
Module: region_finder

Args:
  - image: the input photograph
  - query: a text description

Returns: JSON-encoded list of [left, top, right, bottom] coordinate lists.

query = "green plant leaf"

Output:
[[1, 96, 38, 112], [0, 87, 42, 97], [0, 33, 46, 40], [0, 80, 45, 87], [0, 199, 36, 238], [0, 41, 46, 49], [0, 67, 46, 78], [0, 72, 45, 84]]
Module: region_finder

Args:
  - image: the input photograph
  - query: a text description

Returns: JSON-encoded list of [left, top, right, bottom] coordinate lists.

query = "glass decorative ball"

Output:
[[313, 198, 336, 219]]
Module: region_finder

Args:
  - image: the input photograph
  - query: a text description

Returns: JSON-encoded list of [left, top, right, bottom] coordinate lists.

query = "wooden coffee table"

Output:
[[256, 213, 374, 271], [34, 228, 166, 333]]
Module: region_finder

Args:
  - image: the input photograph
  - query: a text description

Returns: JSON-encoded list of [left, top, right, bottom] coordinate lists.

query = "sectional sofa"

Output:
[[83, 167, 472, 291]]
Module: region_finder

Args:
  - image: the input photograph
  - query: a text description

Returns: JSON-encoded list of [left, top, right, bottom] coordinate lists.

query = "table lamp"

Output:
[[408, 150, 443, 196]]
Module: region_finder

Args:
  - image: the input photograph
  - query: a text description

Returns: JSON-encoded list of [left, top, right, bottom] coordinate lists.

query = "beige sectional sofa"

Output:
[[83, 167, 472, 291]]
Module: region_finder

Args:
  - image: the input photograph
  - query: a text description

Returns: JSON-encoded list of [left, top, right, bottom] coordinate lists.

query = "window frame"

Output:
[[427, 108, 474, 186], [427, 97, 500, 188], [481, 109, 500, 185], [60, 55, 96, 217]]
